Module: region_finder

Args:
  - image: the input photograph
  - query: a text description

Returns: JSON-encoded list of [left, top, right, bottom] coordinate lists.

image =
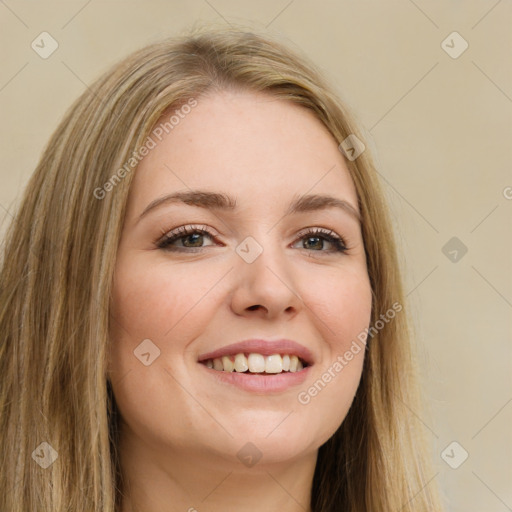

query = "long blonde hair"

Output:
[[0, 26, 442, 511]]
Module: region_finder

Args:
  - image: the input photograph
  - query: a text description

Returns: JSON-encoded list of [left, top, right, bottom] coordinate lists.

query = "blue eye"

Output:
[[157, 225, 349, 254]]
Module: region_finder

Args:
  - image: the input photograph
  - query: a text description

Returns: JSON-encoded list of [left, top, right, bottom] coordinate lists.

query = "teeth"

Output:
[[248, 353, 265, 373], [203, 352, 307, 373], [265, 354, 282, 374], [234, 353, 248, 372], [222, 356, 234, 372]]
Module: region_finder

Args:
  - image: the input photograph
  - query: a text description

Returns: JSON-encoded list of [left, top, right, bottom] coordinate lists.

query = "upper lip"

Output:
[[198, 339, 315, 365]]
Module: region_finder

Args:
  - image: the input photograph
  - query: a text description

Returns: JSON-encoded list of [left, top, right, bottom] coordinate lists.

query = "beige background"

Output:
[[1, 1, 511, 510]]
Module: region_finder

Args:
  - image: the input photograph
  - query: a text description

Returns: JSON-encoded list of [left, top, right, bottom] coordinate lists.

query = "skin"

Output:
[[108, 89, 373, 512]]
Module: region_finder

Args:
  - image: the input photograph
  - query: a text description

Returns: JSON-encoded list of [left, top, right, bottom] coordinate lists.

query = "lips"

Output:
[[197, 339, 314, 392], [197, 338, 315, 367]]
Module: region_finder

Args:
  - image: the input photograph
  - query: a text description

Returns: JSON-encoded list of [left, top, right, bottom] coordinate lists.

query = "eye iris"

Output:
[[183, 233, 204, 247], [304, 236, 323, 250]]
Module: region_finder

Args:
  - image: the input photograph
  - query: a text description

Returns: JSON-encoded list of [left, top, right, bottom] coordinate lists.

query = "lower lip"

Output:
[[198, 363, 311, 393]]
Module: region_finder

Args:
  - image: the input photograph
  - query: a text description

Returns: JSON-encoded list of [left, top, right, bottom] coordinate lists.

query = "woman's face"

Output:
[[109, 89, 372, 468]]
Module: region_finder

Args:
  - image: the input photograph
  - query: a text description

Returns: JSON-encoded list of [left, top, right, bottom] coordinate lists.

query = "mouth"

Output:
[[200, 353, 309, 374], [197, 339, 314, 374], [197, 339, 313, 393]]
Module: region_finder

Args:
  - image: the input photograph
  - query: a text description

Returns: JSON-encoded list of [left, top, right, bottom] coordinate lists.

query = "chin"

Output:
[[207, 418, 329, 468]]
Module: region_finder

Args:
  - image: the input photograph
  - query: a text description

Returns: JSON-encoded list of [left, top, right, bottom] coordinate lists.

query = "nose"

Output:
[[229, 238, 303, 320]]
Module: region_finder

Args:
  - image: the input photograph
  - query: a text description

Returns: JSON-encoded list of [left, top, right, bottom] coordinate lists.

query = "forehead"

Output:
[[126, 90, 358, 218]]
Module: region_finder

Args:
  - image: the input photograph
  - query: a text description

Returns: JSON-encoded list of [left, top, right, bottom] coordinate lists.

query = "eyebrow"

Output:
[[138, 189, 361, 223]]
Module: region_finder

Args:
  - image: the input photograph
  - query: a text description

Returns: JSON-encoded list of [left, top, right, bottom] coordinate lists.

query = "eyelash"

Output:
[[156, 224, 349, 254]]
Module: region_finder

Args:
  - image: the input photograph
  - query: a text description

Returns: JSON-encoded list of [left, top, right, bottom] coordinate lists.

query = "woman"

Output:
[[0, 26, 443, 511]]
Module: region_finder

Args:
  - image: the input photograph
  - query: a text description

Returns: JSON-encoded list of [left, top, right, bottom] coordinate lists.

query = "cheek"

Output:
[[107, 257, 226, 444], [108, 256, 221, 386], [301, 265, 373, 349], [110, 257, 215, 340], [293, 267, 372, 441]]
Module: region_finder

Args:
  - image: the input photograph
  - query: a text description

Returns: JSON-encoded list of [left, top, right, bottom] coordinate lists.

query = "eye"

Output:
[[292, 227, 348, 253], [156, 225, 218, 251]]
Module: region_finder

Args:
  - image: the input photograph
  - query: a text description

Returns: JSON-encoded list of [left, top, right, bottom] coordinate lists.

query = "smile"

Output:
[[201, 353, 308, 374]]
